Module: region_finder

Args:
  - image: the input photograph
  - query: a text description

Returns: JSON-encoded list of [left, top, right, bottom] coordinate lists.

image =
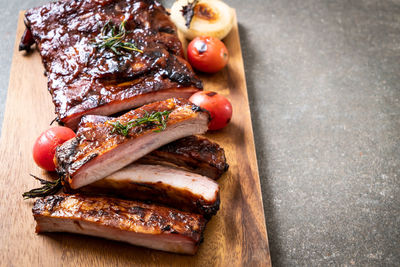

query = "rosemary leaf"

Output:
[[22, 174, 63, 199], [108, 110, 171, 137], [92, 20, 143, 55]]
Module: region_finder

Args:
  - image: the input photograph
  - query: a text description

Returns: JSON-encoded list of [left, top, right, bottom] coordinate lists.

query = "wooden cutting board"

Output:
[[0, 11, 271, 266]]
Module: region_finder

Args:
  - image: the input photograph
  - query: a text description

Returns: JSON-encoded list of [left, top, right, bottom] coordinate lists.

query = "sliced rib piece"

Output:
[[141, 135, 229, 179], [55, 98, 209, 189], [33, 194, 207, 255], [23, 0, 202, 129], [73, 115, 228, 179], [76, 164, 220, 217]]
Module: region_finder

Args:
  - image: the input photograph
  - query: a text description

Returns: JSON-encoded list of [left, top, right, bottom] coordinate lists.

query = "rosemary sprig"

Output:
[[92, 20, 143, 55], [22, 174, 62, 199], [108, 110, 172, 137]]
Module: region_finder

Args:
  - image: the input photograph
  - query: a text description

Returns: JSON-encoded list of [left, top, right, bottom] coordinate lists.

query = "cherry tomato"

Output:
[[187, 36, 229, 73], [33, 126, 76, 171], [189, 91, 233, 130]]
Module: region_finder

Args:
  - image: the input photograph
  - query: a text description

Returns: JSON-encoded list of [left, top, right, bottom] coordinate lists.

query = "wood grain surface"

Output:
[[0, 11, 271, 266]]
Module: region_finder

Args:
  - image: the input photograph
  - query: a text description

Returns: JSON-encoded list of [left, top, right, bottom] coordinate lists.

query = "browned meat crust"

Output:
[[24, 0, 202, 128], [33, 194, 207, 254], [55, 98, 210, 189]]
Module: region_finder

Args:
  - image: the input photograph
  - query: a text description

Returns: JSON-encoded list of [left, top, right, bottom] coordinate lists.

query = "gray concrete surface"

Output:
[[1, 0, 399, 266]]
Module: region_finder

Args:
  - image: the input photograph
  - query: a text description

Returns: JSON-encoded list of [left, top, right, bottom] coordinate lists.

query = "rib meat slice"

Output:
[[33, 194, 207, 255], [55, 98, 209, 189], [141, 135, 229, 179], [73, 114, 229, 179], [76, 164, 220, 217], [24, 0, 202, 129]]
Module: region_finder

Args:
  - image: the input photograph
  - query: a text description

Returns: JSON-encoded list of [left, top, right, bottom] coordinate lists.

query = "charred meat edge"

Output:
[[74, 163, 220, 217], [33, 194, 207, 255], [55, 98, 210, 189]]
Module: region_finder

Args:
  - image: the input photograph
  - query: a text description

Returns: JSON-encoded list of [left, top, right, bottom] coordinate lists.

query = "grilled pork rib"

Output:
[[76, 115, 229, 179], [33, 194, 207, 254], [55, 98, 209, 189], [77, 164, 220, 217], [142, 135, 229, 179], [24, 0, 202, 129]]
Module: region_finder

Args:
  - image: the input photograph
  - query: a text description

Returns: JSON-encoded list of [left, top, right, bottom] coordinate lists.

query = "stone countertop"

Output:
[[1, 0, 399, 265]]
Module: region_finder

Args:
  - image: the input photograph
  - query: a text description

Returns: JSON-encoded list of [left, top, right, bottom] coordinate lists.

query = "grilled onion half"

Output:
[[170, 0, 234, 40]]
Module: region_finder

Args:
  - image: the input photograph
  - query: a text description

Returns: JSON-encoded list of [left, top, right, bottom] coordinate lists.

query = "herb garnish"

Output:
[[92, 20, 143, 55], [181, 0, 199, 28], [108, 110, 172, 137], [22, 174, 62, 199]]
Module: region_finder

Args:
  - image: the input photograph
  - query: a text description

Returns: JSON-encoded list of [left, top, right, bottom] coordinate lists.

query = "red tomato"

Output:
[[189, 91, 233, 130], [33, 126, 76, 171], [187, 36, 229, 73]]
